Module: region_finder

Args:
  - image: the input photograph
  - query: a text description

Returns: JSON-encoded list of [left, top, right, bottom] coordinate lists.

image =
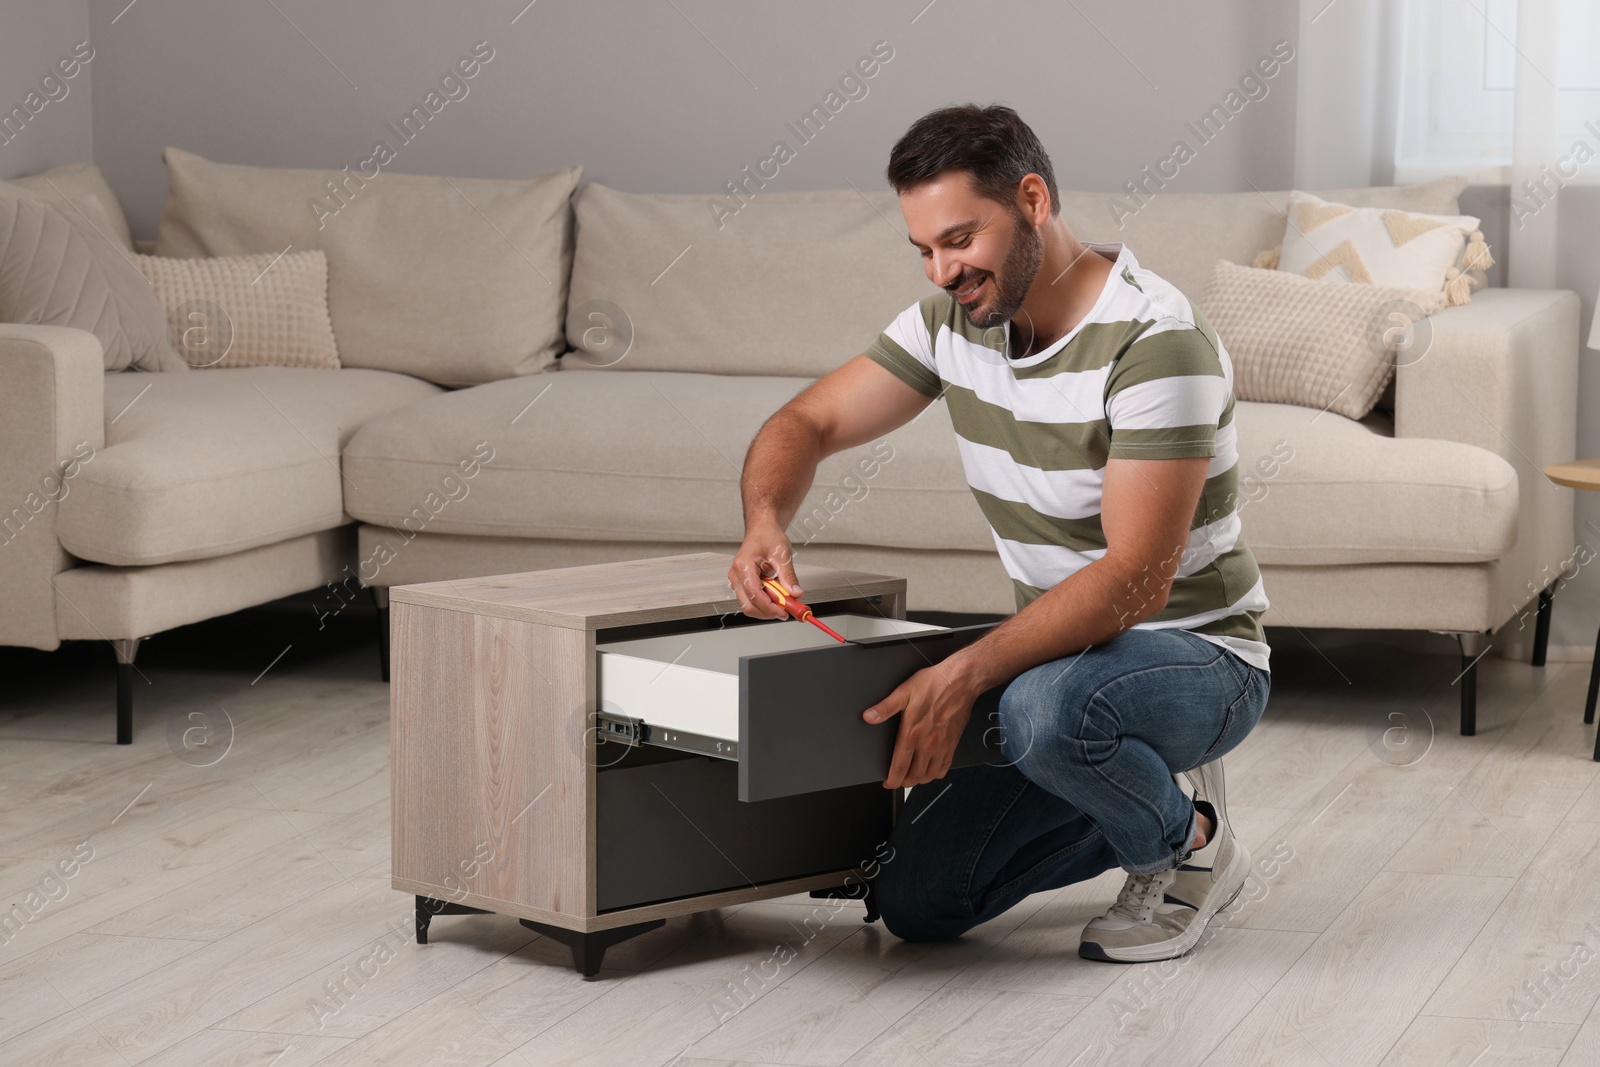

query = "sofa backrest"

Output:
[[565, 177, 1467, 379], [564, 184, 929, 379], [154, 147, 580, 388], [1059, 177, 1466, 298]]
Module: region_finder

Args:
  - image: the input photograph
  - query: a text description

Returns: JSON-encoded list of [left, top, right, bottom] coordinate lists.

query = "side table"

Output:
[[1543, 459, 1600, 761], [388, 552, 1004, 974]]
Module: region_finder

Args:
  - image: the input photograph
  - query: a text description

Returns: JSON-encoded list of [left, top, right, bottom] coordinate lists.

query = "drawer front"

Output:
[[596, 751, 894, 912], [739, 622, 1005, 802]]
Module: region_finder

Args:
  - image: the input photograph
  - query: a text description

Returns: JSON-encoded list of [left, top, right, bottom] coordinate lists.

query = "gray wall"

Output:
[[0, 0, 94, 180], [82, 0, 1301, 240], [18, 0, 1600, 658]]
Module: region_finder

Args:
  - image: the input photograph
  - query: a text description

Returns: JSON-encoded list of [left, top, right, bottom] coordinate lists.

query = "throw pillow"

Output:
[[135, 250, 340, 369], [7, 162, 136, 254], [0, 189, 187, 372], [154, 147, 581, 387], [1255, 190, 1492, 307], [1198, 259, 1445, 421]]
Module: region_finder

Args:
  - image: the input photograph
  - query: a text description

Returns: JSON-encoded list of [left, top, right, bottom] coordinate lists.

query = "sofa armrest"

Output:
[[0, 325, 105, 650], [1394, 288, 1580, 629]]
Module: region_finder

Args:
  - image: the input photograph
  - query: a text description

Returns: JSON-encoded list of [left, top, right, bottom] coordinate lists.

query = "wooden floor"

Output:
[[3, 596, 1600, 1067]]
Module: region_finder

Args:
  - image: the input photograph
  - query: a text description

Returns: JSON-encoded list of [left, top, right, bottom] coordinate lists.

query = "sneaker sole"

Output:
[[1078, 839, 1253, 964]]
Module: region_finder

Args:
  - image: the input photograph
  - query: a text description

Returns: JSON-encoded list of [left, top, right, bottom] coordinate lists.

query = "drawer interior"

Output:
[[596, 613, 946, 743]]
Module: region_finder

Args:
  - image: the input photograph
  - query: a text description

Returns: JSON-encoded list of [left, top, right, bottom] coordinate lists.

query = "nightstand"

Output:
[[389, 552, 1003, 974]]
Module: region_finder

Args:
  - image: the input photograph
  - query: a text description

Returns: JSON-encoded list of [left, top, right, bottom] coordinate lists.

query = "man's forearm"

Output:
[[941, 556, 1167, 695], [742, 409, 825, 530]]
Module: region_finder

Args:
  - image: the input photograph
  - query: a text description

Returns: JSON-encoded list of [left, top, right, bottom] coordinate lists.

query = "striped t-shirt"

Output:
[[866, 241, 1271, 673]]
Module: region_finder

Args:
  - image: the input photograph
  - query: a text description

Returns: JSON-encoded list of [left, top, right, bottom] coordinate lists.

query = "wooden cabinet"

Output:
[[389, 551, 999, 974]]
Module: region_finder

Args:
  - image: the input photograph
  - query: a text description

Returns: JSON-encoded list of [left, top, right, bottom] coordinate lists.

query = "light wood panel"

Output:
[[390, 602, 591, 920], [389, 551, 904, 630]]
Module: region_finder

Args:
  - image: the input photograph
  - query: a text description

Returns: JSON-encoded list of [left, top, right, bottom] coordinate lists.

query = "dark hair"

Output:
[[885, 104, 1059, 215]]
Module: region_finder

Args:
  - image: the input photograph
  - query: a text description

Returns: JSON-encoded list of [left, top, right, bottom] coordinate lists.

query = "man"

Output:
[[727, 104, 1271, 962]]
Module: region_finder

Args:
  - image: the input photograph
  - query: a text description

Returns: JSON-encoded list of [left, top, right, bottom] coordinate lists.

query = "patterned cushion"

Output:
[[136, 250, 339, 369], [1269, 191, 1490, 306], [1198, 259, 1445, 421], [0, 189, 187, 373]]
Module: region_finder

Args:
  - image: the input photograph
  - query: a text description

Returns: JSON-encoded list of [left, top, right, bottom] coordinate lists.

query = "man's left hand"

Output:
[[863, 663, 981, 789]]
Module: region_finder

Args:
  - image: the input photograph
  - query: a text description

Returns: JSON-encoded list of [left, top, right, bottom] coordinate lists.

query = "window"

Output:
[[1395, 0, 1600, 182]]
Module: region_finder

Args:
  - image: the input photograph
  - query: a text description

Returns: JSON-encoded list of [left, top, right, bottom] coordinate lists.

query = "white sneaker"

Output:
[[1079, 760, 1250, 963]]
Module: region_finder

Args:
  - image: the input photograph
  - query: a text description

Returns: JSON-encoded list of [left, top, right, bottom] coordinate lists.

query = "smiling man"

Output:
[[728, 104, 1271, 963]]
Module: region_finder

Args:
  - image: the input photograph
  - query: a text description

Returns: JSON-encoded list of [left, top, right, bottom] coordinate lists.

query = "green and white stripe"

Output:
[[867, 242, 1270, 672]]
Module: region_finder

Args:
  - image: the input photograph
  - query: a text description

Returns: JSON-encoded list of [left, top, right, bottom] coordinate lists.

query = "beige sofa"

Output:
[[0, 160, 1578, 743]]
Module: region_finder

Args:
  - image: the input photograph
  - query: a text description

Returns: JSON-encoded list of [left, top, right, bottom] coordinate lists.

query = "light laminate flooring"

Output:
[[2, 596, 1598, 1066]]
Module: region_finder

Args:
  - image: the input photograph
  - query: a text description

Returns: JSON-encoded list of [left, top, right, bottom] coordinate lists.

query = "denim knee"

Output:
[[875, 841, 975, 942]]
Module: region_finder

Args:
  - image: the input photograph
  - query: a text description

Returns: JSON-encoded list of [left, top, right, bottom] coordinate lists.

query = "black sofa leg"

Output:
[[1454, 632, 1488, 737], [1532, 586, 1554, 668], [372, 587, 390, 683], [113, 637, 142, 745]]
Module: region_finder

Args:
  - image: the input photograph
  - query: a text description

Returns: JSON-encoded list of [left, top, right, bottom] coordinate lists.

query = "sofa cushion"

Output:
[[343, 373, 1517, 568], [57, 367, 443, 566], [1232, 399, 1518, 565], [564, 184, 929, 378], [1059, 177, 1466, 299], [0, 191, 188, 373], [154, 147, 580, 387], [341, 369, 990, 551], [564, 179, 1466, 379], [7, 162, 135, 254]]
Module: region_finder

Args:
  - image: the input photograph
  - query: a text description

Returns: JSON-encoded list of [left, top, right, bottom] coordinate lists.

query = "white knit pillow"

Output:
[[135, 249, 339, 369], [1198, 259, 1445, 421], [1258, 191, 1492, 307]]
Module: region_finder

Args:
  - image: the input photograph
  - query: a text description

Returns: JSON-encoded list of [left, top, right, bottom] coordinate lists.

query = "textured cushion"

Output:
[[135, 250, 339, 369], [56, 367, 443, 566], [564, 184, 929, 377], [0, 191, 187, 373], [1059, 177, 1466, 299], [154, 147, 580, 387], [1274, 190, 1486, 304], [1198, 259, 1445, 420], [7, 163, 135, 254], [342, 369, 990, 550], [1232, 399, 1518, 565]]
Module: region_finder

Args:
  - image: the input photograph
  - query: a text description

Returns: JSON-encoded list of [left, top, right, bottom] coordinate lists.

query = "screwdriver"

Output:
[[760, 577, 846, 643]]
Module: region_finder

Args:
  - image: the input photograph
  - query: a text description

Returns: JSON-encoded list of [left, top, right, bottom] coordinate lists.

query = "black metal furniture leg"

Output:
[[518, 917, 666, 976], [113, 637, 141, 745], [1450, 632, 1490, 737], [415, 895, 491, 944], [372, 587, 390, 683], [809, 880, 880, 923], [1586, 622, 1600, 728], [1460, 651, 1478, 737], [1585, 622, 1600, 762], [1532, 586, 1554, 667]]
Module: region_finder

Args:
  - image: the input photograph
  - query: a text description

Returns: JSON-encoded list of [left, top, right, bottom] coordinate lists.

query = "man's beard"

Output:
[[950, 212, 1044, 329]]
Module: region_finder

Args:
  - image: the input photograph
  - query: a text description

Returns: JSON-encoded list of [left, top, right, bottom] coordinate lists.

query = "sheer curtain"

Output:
[[1296, 0, 1596, 287], [1509, 0, 1561, 288]]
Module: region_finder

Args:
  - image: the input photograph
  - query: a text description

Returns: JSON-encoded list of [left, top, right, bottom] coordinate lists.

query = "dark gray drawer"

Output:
[[595, 749, 894, 912], [598, 614, 1006, 802]]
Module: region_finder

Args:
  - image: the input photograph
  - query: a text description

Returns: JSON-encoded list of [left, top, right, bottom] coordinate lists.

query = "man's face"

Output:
[[901, 171, 1043, 329]]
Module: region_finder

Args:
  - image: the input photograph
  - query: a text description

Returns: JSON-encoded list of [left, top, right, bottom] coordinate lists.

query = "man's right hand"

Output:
[[729, 524, 804, 620]]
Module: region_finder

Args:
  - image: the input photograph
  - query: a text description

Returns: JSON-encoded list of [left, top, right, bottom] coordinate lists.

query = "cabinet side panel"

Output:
[[474, 614, 590, 916], [391, 603, 590, 919]]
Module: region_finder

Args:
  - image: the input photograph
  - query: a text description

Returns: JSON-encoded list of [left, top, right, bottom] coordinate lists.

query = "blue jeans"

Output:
[[876, 626, 1270, 942]]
